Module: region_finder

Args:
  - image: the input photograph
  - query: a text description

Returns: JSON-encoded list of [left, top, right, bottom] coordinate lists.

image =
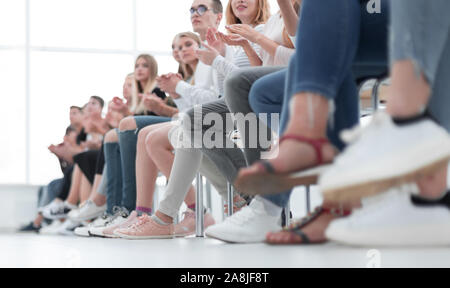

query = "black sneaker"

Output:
[[18, 222, 41, 233]]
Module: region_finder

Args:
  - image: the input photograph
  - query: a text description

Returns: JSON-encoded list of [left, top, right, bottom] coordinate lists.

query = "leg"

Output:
[[225, 66, 285, 165], [66, 164, 82, 205], [135, 122, 169, 213], [104, 129, 123, 214], [118, 115, 171, 212], [79, 172, 92, 204]]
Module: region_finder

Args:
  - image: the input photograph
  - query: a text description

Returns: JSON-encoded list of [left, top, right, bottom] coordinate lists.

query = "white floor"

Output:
[[1, 232, 450, 268]]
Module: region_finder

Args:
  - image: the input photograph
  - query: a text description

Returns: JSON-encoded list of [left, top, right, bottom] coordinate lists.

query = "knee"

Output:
[[224, 70, 245, 104], [119, 116, 137, 132], [104, 129, 119, 143], [145, 129, 166, 156], [248, 79, 266, 113]]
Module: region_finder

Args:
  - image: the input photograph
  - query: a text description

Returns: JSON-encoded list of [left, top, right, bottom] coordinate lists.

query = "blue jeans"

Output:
[[391, 0, 450, 131], [249, 0, 389, 208], [118, 115, 171, 212]]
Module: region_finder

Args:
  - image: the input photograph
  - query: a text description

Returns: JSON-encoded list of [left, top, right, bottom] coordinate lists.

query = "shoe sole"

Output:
[[322, 156, 450, 203], [69, 211, 106, 222], [113, 231, 175, 240], [327, 222, 450, 247], [205, 231, 263, 244], [235, 165, 329, 196]]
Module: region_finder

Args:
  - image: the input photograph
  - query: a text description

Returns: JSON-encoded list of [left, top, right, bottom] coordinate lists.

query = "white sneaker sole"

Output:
[[322, 156, 450, 203], [327, 222, 450, 247], [113, 231, 175, 240]]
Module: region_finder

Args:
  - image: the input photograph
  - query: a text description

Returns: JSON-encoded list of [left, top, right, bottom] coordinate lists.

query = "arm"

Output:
[[278, 0, 300, 37]]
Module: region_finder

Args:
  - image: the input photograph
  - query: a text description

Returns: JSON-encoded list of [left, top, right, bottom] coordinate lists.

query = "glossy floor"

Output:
[[1, 233, 450, 268]]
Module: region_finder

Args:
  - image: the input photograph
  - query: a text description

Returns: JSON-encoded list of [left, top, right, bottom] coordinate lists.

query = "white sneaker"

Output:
[[320, 111, 450, 202], [326, 184, 450, 246], [57, 219, 82, 236], [74, 214, 110, 237], [69, 200, 106, 222], [89, 209, 129, 238], [39, 220, 63, 235], [205, 197, 281, 243], [42, 200, 77, 220]]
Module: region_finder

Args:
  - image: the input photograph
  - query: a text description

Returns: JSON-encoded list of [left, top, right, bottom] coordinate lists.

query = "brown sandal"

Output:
[[266, 207, 351, 245], [235, 135, 333, 196]]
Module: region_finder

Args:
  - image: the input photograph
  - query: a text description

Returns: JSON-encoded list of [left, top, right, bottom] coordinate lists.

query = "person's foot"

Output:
[[90, 209, 133, 238], [205, 197, 281, 243], [320, 111, 450, 202], [266, 207, 344, 245], [57, 219, 82, 236], [69, 200, 106, 222], [235, 135, 336, 196], [114, 214, 174, 240], [39, 220, 63, 235], [326, 184, 450, 246], [74, 213, 110, 237], [17, 222, 41, 233], [173, 209, 215, 237], [42, 200, 77, 220]]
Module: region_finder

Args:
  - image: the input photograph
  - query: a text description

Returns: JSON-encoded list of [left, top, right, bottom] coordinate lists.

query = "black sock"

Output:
[[411, 190, 450, 208], [392, 110, 439, 126]]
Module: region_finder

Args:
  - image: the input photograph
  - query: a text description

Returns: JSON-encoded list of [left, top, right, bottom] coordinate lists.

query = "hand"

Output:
[[143, 93, 165, 114], [196, 42, 219, 66], [206, 27, 226, 56], [110, 97, 130, 116], [217, 32, 249, 47], [225, 24, 260, 43], [157, 74, 181, 94]]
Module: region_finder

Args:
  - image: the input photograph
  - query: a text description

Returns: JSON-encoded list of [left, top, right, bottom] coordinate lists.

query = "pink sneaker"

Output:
[[102, 211, 139, 238], [173, 209, 216, 237], [113, 214, 174, 240]]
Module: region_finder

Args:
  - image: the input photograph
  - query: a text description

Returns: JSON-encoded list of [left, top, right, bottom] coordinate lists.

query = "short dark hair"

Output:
[[65, 125, 76, 135], [210, 0, 223, 14], [90, 96, 105, 108], [70, 106, 82, 111]]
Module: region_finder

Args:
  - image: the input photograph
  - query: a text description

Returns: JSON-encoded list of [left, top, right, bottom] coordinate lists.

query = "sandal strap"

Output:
[[291, 228, 311, 244], [280, 135, 329, 165], [259, 161, 275, 174]]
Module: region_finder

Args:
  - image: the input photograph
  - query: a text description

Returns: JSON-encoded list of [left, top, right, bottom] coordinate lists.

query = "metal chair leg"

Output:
[[195, 173, 204, 237], [205, 180, 212, 211], [305, 185, 311, 214], [372, 79, 382, 111], [227, 182, 234, 217], [284, 201, 291, 227]]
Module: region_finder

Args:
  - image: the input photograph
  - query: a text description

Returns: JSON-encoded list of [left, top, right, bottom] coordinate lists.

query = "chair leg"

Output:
[[372, 79, 382, 111], [195, 173, 204, 237], [305, 185, 311, 214], [227, 182, 234, 217], [284, 201, 291, 227]]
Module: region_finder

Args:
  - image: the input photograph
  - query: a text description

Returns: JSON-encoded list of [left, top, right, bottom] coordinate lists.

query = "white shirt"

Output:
[[261, 12, 295, 66], [174, 59, 220, 112], [211, 24, 265, 79]]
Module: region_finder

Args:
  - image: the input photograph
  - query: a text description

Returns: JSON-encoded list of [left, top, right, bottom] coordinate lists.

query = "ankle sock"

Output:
[[151, 215, 171, 226], [392, 110, 438, 126], [136, 206, 152, 216], [411, 190, 450, 208]]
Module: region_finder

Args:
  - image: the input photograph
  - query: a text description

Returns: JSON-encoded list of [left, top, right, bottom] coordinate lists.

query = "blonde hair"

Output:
[[226, 0, 271, 26], [174, 32, 202, 84], [131, 54, 158, 115]]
